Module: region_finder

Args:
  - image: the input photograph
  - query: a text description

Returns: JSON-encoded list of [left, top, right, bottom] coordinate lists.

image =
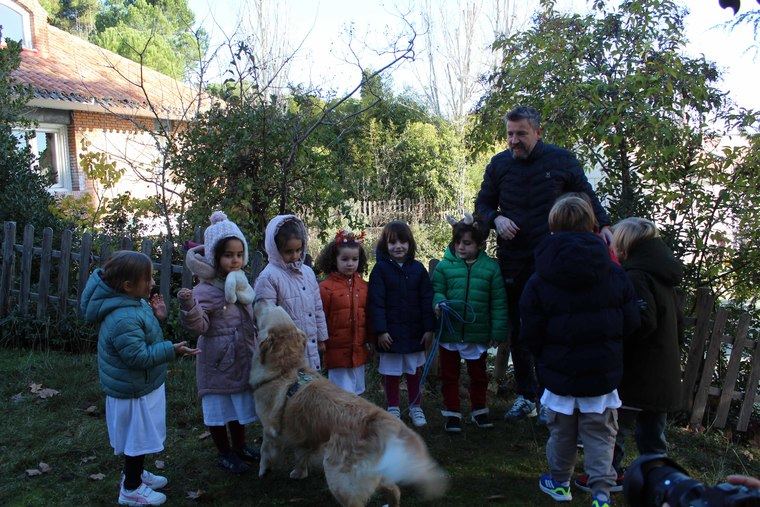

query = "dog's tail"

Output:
[[375, 431, 449, 499]]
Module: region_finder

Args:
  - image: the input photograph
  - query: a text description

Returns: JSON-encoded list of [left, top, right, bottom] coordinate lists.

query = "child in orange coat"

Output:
[[315, 229, 372, 395]]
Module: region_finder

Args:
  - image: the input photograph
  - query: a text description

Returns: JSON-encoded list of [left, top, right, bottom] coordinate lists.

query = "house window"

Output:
[[13, 124, 72, 193], [0, 0, 33, 48]]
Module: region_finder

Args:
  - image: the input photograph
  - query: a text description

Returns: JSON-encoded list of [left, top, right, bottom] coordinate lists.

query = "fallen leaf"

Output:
[[36, 388, 59, 399], [25, 469, 42, 477], [10, 393, 23, 403], [85, 405, 97, 414], [288, 498, 305, 503], [29, 382, 42, 393], [486, 494, 507, 501], [186, 489, 204, 500], [155, 460, 165, 470], [89, 473, 106, 481], [80, 456, 95, 464], [38, 462, 51, 473], [197, 431, 211, 440]]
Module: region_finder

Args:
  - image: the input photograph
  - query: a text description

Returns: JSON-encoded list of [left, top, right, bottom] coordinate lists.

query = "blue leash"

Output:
[[409, 299, 476, 408]]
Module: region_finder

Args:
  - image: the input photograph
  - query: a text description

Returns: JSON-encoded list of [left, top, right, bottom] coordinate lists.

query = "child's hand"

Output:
[[150, 294, 167, 321], [173, 341, 201, 357], [377, 333, 393, 351], [364, 342, 374, 356], [318, 341, 326, 353], [177, 288, 194, 310], [421, 331, 434, 348], [434, 304, 441, 318]]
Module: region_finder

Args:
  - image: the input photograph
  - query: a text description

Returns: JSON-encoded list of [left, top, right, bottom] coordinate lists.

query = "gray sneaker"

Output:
[[503, 395, 537, 422]]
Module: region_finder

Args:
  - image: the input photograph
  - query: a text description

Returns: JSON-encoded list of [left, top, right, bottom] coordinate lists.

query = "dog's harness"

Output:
[[286, 369, 314, 398]]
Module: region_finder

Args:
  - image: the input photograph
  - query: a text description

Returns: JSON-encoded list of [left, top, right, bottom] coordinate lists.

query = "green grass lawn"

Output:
[[1, 350, 757, 506]]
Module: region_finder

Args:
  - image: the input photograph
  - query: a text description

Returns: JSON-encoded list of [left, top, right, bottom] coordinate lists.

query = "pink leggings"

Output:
[[383, 369, 422, 407]]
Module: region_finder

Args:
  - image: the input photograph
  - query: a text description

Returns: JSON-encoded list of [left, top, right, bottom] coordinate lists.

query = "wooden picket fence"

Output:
[[0, 221, 265, 320], [682, 288, 759, 432], [352, 199, 448, 227]]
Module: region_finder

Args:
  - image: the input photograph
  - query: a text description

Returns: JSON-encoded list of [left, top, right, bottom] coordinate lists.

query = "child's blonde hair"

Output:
[[548, 196, 595, 233], [612, 217, 659, 260]]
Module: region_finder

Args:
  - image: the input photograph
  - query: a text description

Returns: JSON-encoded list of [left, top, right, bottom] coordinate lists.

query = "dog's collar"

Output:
[[286, 369, 314, 398]]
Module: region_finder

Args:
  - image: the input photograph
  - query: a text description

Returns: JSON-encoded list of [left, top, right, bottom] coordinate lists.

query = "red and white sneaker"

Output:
[[118, 484, 167, 505]]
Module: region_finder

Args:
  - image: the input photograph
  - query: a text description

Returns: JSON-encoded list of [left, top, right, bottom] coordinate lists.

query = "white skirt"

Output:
[[440, 342, 489, 361], [106, 384, 166, 456], [201, 391, 257, 426], [378, 351, 426, 376], [328, 365, 366, 395]]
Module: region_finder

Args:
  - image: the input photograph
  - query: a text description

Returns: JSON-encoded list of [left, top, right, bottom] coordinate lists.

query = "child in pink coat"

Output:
[[253, 214, 328, 370]]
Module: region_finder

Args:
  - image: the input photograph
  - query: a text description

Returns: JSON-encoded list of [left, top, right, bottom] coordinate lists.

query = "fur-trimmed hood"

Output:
[[185, 244, 254, 305]]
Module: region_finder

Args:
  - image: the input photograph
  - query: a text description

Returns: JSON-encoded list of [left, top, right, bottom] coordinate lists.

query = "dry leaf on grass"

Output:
[[486, 494, 507, 501], [25, 469, 42, 477], [197, 431, 211, 440], [186, 489, 204, 500], [10, 393, 24, 403], [29, 383, 59, 399], [38, 462, 51, 473], [80, 456, 95, 464], [155, 460, 165, 470], [89, 473, 106, 481], [36, 388, 59, 399], [85, 405, 97, 414]]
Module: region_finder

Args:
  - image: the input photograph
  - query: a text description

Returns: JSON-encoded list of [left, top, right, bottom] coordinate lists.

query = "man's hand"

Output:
[[600, 225, 613, 245], [173, 341, 201, 356], [177, 288, 194, 311], [149, 294, 167, 321], [434, 304, 442, 318], [377, 333, 393, 351], [495, 216, 520, 240]]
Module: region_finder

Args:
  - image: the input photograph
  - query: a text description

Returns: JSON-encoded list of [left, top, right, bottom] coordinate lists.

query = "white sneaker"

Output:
[[120, 470, 168, 490], [409, 406, 427, 427], [141, 470, 168, 490], [118, 483, 166, 506], [387, 406, 401, 418]]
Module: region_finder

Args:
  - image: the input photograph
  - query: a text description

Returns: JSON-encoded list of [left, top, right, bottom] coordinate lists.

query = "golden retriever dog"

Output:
[[251, 303, 448, 507]]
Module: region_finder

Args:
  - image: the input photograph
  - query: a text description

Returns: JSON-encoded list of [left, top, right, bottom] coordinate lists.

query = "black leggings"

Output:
[[123, 454, 145, 490]]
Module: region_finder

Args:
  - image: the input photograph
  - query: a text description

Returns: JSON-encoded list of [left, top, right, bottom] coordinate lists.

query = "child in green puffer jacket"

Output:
[[431, 213, 508, 433], [81, 251, 199, 506]]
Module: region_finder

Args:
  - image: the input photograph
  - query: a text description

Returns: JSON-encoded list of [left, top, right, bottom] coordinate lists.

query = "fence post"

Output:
[[714, 313, 751, 428], [120, 237, 133, 251], [160, 240, 172, 303], [58, 229, 73, 315], [36, 227, 53, 319], [682, 288, 715, 411], [250, 250, 265, 283], [19, 224, 35, 316], [99, 236, 112, 266], [0, 222, 17, 317], [689, 308, 729, 428], [141, 239, 153, 258], [737, 340, 760, 432], [76, 232, 93, 312]]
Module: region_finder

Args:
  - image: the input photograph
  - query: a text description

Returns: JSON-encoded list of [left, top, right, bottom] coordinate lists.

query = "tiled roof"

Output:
[[12, 24, 214, 120]]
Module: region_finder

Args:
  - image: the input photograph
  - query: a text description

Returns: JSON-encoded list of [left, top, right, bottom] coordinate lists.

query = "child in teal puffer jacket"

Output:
[[431, 213, 508, 433], [81, 251, 199, 506]]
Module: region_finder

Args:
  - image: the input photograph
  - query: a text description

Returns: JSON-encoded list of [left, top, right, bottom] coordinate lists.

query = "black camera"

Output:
[[624, 454, 760, 507]]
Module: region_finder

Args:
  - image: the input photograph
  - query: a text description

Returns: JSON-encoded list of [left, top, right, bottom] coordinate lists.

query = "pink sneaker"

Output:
[[118, 484, 166, 505]]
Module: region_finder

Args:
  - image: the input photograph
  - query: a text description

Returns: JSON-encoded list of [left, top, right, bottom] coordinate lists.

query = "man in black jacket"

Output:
[[475, 106, 612, 422]]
